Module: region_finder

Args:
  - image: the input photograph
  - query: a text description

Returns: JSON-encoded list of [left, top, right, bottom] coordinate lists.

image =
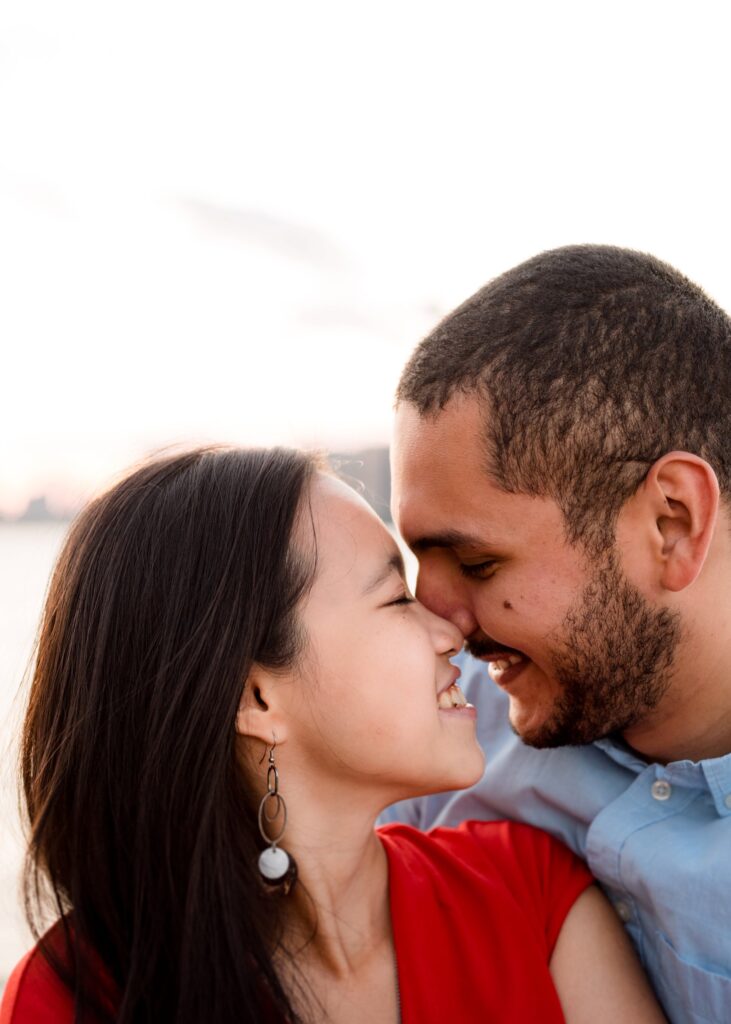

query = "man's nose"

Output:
[[415, 566, 479, 639]]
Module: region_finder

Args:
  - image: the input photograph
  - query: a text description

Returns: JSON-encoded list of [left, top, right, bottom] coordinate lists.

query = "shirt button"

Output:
[[614, 900, 632, 923], [651, 779, 672, 801]]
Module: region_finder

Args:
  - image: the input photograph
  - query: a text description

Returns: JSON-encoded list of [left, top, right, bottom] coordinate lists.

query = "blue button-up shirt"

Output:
[[382, 653, 731, 1023]]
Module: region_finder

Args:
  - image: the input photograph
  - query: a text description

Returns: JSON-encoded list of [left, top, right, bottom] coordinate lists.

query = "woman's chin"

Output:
[[441, 736, 486, 782], [446, 750, 486, 792], [400, 748, 486, 804]]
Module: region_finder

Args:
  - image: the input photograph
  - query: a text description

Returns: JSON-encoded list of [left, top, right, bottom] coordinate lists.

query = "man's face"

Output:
[[391, 395, 679, 747]]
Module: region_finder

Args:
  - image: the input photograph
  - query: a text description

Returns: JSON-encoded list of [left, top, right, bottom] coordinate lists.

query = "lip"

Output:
[[436, 665, 462, 697], [437, 704, 477, 720]]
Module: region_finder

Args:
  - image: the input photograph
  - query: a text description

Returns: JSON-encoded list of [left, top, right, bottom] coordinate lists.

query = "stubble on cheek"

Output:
[[520, 554, 681, 749]]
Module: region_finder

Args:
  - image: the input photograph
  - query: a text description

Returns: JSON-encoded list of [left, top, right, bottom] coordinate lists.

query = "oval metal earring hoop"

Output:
[[257, 741, 297, 893]]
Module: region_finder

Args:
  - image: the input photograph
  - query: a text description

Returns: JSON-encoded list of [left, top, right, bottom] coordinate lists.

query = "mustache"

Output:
[[465, 634, 521, 660]]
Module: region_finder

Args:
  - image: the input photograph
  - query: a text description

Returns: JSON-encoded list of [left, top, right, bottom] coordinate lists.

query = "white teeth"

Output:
[[491, 654, 523, 672], [489, 654, 524, 679], [437, 683, 468, 709], [452, 685, 467, 707], [437, 688, 455, 709]]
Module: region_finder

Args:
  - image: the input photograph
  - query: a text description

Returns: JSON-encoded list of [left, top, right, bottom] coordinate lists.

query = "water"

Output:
[[0, 522, 69, 991]]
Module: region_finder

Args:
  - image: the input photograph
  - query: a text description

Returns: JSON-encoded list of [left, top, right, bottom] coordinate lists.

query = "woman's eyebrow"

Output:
[[362, 552, 406, 595]]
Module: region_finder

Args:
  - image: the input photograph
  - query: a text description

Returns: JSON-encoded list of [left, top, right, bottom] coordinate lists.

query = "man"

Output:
[[386, 246, 731, 1023]]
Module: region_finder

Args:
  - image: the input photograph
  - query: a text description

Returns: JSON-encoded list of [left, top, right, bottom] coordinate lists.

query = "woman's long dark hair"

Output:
[[21, 446, 318, 1023]]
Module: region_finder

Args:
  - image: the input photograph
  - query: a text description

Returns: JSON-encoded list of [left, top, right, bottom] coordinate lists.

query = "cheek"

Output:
[[317, 644, 437, 748], [303, 675, 432, 780], [489, 565, 579, 623], [472, 581, 526, 631], [297, 607, 439, 753], [473, 581, 554, 651]]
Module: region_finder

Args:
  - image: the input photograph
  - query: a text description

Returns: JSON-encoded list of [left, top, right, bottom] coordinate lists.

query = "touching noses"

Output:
[[416, 563, 480, 640], [427, 605, 466, 658]]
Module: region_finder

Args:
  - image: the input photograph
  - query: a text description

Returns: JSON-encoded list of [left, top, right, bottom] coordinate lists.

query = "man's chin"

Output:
[[507, 698, 607, 749], [507, 697, 564, 749]]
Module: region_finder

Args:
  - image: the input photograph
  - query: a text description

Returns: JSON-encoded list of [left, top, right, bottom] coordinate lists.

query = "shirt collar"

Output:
[[594, 735, 731, 818]]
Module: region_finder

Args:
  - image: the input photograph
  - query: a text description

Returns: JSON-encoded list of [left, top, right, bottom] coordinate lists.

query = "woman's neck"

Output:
[[279, 797, 392, 975]]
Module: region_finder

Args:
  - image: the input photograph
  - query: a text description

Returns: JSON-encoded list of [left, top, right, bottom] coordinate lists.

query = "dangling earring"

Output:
[[257, 739, 297, 893]]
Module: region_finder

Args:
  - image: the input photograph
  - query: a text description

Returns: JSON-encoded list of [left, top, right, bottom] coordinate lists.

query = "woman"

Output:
[[1, 447, 664, 1023]]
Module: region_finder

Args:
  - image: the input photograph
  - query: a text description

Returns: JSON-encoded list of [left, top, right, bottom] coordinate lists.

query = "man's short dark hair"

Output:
[[397, 245, 731, 551]]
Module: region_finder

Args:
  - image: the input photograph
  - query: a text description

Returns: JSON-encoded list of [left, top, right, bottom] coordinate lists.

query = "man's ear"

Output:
[[235, 665, 290, 746], [641, 452, 719, 592]]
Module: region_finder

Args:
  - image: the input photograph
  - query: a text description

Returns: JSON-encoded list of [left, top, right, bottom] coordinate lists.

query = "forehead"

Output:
[[391, 396, 564, 548], [392, 394, 487, 482], [306, 472, 397, 588]]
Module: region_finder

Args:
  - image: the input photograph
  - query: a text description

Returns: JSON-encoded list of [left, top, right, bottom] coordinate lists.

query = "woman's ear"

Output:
[[235, 666, 290, 745], [643, 452, 719, 592]]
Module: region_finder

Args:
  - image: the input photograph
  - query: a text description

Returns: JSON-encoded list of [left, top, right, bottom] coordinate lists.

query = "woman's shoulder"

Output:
[[378, 818, 593, 952], [379, 821, 593, 1018], [1, 938, 74, 1024], [1, 922, 116, 1024]]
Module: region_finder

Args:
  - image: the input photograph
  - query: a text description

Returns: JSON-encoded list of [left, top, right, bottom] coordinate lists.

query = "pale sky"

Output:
[[2, 0, 731, 515]]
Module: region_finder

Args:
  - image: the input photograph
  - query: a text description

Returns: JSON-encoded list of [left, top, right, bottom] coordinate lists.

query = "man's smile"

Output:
[[465, 635, 531, 687]]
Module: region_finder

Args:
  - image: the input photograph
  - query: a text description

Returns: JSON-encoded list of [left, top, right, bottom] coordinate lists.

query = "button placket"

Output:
[[586, 767, 695, 892]]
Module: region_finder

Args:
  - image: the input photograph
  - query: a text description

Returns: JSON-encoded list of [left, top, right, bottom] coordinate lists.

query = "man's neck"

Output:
[[622, 676, 731, 764]]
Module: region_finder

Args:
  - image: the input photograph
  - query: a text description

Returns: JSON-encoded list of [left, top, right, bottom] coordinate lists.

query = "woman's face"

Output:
[[283, 473, 485, 805]]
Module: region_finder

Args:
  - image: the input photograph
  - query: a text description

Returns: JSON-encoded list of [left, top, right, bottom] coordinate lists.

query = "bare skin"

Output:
[[274, 829, 397, 1023], [237, 474, 666, 1023], [551, 887, 666, 1023], [391, 394, 731, 764]]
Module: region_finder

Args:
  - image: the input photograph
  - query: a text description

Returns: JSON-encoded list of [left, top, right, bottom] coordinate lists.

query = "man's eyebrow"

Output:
[[362, 552, 406, 595], [410, 529, 488, 553]]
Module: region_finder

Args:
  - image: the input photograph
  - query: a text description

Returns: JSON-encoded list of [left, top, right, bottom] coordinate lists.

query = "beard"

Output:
[[523, 552, 681, 748], [467, 551, 681, 749]]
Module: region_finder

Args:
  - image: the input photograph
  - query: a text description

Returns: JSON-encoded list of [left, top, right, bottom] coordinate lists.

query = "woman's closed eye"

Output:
[[388, 592, 416, 606]]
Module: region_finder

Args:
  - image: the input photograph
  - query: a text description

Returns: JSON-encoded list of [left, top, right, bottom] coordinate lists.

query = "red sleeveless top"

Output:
[[380, 820, 593, 1022], [1, 821, 592, 1022]]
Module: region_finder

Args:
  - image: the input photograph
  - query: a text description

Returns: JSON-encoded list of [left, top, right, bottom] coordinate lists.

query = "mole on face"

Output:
[[503, 600, 513, 610]]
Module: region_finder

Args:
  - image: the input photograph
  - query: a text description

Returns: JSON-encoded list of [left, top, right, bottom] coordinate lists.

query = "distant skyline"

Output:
[[1, 495, 73, 523], [3, 2, 731, 514], [1, 446, 393, 524]]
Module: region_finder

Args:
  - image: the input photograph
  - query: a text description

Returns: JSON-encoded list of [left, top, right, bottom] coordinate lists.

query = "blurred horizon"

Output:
[[1, 443, 394, 522]]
